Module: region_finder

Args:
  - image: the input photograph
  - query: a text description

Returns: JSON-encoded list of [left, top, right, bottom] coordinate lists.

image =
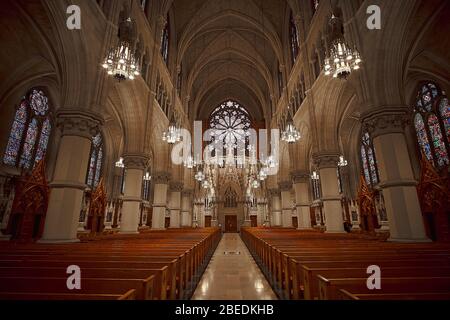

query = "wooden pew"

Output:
[[0, 277, 153, 300], [338, 289, 450, 300], [317, 276, 450, 300], [0, 290, 136, 300], [0, 266, 166, 300], [0, 227, 221, 300], [303, 266, 450, 300], [240, 227, 450, 301]]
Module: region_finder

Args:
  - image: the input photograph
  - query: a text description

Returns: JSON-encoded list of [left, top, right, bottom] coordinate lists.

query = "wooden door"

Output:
[[205, 216, 212, 227], [292, 216, 298, 229], [165, 217, 170, 229], [250, 215, 257, 227], [225, 215, 237, 233]]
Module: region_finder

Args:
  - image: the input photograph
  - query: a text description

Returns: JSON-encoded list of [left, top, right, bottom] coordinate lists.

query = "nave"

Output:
[[1, 226, 450, 300], [192, 233, 277, 300], [0, 0, 449, 303]]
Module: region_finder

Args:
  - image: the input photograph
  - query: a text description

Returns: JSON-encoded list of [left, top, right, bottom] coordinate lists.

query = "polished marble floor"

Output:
[[191, 233, 278, 300]]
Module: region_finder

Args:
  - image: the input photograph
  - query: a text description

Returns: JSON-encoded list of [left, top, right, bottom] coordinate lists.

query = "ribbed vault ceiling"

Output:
[[172, 0, 292, 123]]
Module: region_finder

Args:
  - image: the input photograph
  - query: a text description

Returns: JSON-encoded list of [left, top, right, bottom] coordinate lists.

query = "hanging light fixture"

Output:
[[323, 14, 362, 80], [281, 119, 301, 143], [281, 106, 301, 144], [202, 179, 210, 189], [184, 154, 195, 169], [143, 172, 151, 181], [115, 157, 125, 168], [195, 165, 205, 181], [251, 179, 260, 189], [311, 171, 320, 180], [102, 5, 140, 82], [258, 167, 268, 181], [338, 155, 348, 167], [162, 116, 181, 144]]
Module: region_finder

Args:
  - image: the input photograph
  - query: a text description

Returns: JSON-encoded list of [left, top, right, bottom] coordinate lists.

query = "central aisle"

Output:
[[192, 233, 277, 300]]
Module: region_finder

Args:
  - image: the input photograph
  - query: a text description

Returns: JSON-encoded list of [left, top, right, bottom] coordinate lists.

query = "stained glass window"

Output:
[[360, 131, 379, 187], [209, 100, 251, 151], [3, 89, 52, 169], [86, 133, 104, 188], [414, 114, 433, 161], [161, 16, 170, 65], [428, 114, 449, 167], [290, 12, 299, 64], [440, 98, 450, 140], [412, 82, 450, 168], [312, 0, 320, 14]]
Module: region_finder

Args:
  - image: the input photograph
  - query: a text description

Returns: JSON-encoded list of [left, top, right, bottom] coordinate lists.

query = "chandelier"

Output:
[[323, 15, 362, 79], [258, 167, 268, 181], [195, 167, 205, 181], [115, 157, 125, 168], [338, 155, 348, 167], [162, 120, 181, 144], [143, 172, 151, 181], [281, 119, 301, 143], [183, 155, 195, 169], [102, 18, 140, 81], [202, 180, 210, 189], [311, 171, 320, 181]]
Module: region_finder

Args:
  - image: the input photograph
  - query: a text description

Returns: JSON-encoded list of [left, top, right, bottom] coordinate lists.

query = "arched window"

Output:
[[86, 133, 104, 188], [224, 187, 237, 208], [360, 131, 379, 187], [290, 12, 299, 64], [209, 100, 251, 151], [412, 82, 449, 168], [311, 0, 320, 14], [161, 16, 170, 65], [3, 88, 52, 170]]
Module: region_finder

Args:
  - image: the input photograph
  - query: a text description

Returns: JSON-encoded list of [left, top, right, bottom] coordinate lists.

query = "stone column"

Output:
[[292, 171, 312, 229], [279, 181, 293, 228], [40, 110, 103, 243], [168, 181, 183, 228], [314, 154, 345, 233], [181, 189, 193, 227], [363, 107, 428, 242], [151, 172, 170, 230], [211, 205, 219, 227], [256, 199, 264, 226], [119, 154, 148, 234], [269, 189, 282, 226], [242, 202, 251, 227], [197, 200, 205, 228], [192, 199, 201, 228]]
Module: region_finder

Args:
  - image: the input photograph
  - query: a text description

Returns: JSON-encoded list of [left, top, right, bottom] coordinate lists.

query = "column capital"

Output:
[[56, 109, 104, 139], [268, 188, 281, 197], [182, 189, 193, 197], [169, 181, 184, 192], [123, 153, 149, 170], [157, 15, 167, 29], [278, 181, 292, 192], [153, 171, 171, 184], [291, 170, 310, 183], [313, 153, 340, 169], [362, 106, 410, 139]]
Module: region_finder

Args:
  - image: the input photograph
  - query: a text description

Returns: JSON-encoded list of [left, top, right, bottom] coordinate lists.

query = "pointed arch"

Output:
[[411, 82, 450, 168], [3, 88, 52, 170]]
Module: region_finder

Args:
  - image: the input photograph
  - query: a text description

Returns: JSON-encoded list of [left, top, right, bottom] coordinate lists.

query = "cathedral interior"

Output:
[[0, 0, 449, 302]]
